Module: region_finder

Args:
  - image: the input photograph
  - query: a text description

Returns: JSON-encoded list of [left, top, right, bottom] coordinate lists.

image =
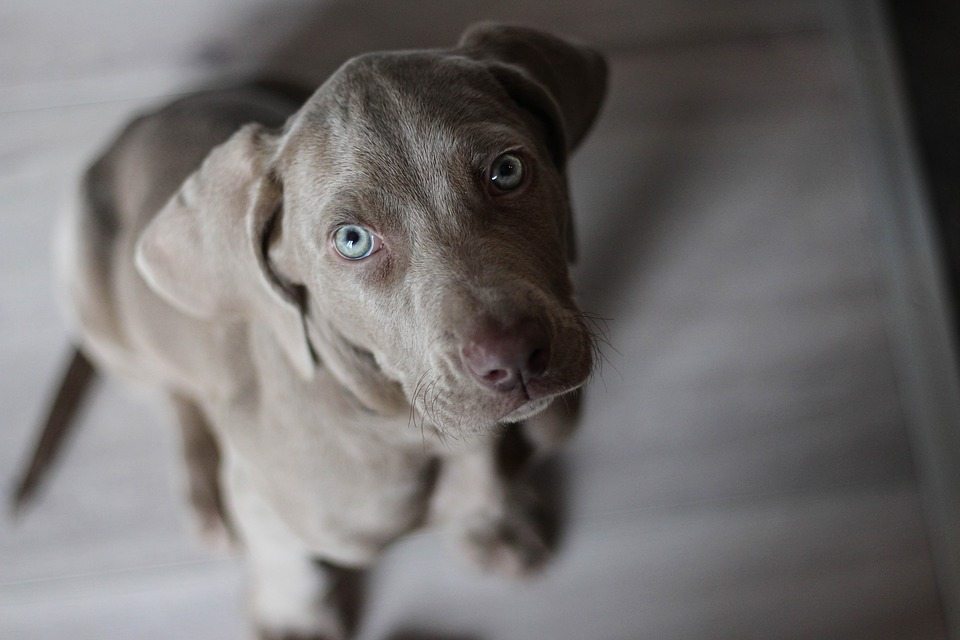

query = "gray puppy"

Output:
[[14, 23, 607, 639]]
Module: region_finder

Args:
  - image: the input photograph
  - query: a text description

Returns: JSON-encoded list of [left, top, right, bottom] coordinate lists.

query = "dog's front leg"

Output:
[[225, 459, 346, 640], [170, 393, 234, 549], [430, 438, 549, 578]]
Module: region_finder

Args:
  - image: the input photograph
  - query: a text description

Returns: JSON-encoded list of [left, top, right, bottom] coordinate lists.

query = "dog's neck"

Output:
[[302, 311, 411, 417]]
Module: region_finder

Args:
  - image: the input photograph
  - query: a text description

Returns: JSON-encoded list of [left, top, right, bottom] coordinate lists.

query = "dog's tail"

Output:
[[10, 347, 98, 515]]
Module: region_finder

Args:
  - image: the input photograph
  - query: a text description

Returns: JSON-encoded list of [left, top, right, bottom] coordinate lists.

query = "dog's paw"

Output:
[[257, 630, 341, 640], [254, 612, 345, 640], [457, 508, 550, 578], [250, 571, 346, 640], [257, 629, 342, 640]]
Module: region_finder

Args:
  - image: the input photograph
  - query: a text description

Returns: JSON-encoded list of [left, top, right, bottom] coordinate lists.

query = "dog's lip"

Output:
[[407, 336, 591, 426], [498, 375, 575, 414], [525, 369, 586, 398], [498, 394, 554, 423], [499, 373, 587, 420]]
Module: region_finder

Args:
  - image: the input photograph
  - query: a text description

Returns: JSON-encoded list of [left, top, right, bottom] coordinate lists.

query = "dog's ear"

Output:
[[459, 23, 607, 261], [459, 23, 608, 162], [135, 124, 316, 378]]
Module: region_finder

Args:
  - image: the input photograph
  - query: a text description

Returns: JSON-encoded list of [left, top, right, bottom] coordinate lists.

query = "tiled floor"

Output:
[[0, 1, 947, 638]]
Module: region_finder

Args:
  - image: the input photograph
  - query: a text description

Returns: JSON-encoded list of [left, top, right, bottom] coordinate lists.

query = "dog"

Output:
[[12, 23, 607, 639]]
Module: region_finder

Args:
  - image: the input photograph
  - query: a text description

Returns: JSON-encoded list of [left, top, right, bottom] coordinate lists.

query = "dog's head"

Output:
[[136, 24, 607, 436]]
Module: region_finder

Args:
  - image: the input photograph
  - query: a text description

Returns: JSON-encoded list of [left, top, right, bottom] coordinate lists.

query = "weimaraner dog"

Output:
[[13, 23, 607, 639]]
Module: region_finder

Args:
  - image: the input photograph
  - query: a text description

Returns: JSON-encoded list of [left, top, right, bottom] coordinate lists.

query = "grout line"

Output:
[[0, 91, 196, 117], [0, 27, 829, 117], [396, 476, 920, 544], [570, 476, 920, 527], [598, 25, 827, 55], [0, 555, 237, 591]]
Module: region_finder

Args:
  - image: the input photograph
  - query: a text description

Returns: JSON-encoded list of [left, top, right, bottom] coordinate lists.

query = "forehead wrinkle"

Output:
[[371, 70, 464, 221], [316, 65, 415, 180], [407, 122, 465, 225], [346, 112, 462, 231]]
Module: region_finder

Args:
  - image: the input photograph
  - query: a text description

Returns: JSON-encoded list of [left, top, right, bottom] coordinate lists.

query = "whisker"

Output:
[[407, 370, 428, 429], [428, 380, 452, 441], [407, 369, 432, 449], [577, 310, 622, 386]]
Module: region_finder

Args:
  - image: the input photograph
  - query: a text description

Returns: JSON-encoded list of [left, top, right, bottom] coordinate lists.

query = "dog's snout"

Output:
[[460, 318, 550, 393]]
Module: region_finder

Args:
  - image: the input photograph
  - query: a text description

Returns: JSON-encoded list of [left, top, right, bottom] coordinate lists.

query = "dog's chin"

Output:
[[421, 393, 557, 437]]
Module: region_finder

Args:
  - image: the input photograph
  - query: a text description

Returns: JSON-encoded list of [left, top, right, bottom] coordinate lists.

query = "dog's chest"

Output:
[[278, 443, 434, 563], [221, 391, 437, 561], [309, 445, 437, 558]]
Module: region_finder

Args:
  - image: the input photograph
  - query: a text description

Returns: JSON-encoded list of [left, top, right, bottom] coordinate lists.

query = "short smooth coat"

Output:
[[58, 23, 607, 639]]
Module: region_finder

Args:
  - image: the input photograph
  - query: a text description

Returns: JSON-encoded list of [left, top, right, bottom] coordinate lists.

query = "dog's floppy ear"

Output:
[[459, 23, 607, 261], [459, 23, 608, 162], [135, 124, 316, 378]]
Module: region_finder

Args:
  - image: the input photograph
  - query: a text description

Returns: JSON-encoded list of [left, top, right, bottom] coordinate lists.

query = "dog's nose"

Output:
[[460, 318, 550, 393]]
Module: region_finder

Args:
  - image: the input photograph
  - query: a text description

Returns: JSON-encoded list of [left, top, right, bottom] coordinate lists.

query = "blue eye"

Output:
[[333, 224, 377, 260], [489, 153, 524, 191]]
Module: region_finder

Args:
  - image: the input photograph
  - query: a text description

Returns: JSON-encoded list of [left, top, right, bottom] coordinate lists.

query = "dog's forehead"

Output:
[[326, 51, 510, 126], [281, 51, 541, 229], [310, 52, 527, 158]]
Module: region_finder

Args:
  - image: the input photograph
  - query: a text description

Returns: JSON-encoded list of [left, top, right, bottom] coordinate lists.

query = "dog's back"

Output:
[[13, 82, 309, 511]]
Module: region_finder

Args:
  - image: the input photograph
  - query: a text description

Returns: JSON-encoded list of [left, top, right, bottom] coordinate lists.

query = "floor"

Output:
[[0, 1, 948, 639]]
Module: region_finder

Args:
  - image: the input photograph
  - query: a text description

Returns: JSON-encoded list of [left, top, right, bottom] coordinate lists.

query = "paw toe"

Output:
[[460, 515, 550, 578]]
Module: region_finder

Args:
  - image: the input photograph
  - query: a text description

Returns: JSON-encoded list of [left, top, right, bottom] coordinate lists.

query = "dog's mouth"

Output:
[[411, 378, 583, 436], [344, 303, 595, 433], [498, 394, 555, 423], [407, 386, 558, 436], [406, 340, 592, 434]]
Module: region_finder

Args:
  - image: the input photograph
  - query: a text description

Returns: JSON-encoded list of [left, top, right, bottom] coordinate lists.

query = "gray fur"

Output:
[[53, 24, 606, 639]]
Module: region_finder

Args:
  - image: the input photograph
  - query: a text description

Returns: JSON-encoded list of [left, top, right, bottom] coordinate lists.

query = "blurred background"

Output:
[[2, 1, 959, 638]]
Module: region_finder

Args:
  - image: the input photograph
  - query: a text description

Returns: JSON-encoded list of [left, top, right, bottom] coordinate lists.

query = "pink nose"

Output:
[[460, 318, 550, 393]]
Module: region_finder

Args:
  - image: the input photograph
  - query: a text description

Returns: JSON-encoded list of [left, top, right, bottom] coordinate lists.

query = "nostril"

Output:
[[526, 347, 550, 377], [483, 368, 510, 384]]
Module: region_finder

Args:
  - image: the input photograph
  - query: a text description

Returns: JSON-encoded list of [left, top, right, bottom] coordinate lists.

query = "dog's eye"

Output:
[[333, 224, 378, 260], [489, 153, 524, 191]]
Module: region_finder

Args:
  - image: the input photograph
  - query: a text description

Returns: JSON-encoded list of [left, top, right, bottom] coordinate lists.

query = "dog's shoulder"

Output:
[[64, 81, 308, 375]]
